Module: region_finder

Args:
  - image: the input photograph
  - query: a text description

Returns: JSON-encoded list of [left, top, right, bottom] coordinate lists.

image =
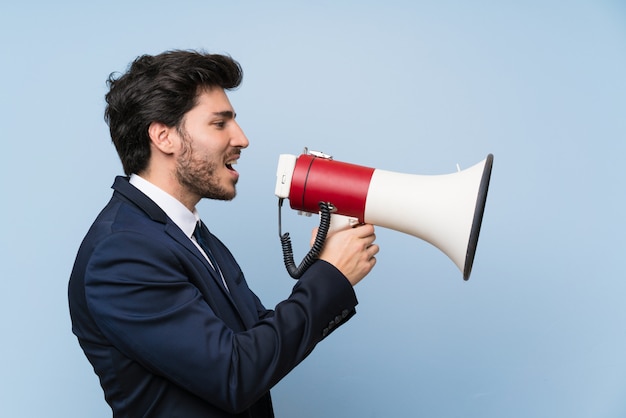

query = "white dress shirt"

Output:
[[129, 174, 228, 290]]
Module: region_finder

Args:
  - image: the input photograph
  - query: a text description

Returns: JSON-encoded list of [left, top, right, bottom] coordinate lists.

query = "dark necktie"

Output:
[[193, 221, 222, 276]]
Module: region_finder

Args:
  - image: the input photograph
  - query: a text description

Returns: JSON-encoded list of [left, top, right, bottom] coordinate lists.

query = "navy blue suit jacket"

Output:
[[68, 177, 358, 417]]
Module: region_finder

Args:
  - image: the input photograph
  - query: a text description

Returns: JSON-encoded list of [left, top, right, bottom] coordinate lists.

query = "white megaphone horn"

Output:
[[275, 149, 494, 281]]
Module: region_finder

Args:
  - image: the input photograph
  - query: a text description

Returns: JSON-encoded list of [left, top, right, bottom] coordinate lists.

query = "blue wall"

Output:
[[1, 1, 625, 416]]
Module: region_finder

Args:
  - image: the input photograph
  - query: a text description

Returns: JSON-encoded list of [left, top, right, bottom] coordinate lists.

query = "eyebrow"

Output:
[[213, 110, 236, 119]]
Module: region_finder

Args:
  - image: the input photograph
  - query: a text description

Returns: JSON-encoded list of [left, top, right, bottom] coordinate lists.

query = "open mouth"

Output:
[[225, 151, 241, 173], [225, 159, 238, 171]]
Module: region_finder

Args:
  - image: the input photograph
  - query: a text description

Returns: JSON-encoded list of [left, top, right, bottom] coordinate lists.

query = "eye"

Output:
[[213, 121, 226, 129]]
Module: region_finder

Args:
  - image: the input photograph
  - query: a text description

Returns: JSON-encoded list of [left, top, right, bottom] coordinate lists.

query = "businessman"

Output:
[[68, 50, 379, 417]]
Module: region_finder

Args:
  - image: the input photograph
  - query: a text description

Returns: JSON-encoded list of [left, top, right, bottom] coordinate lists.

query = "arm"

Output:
[[85, 231, 357, 413]]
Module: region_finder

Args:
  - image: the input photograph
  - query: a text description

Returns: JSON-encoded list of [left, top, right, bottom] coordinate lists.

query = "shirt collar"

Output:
[[129, 174, 199, 238]]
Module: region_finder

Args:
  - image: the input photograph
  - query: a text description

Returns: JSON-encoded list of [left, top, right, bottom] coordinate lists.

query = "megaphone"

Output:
[[275, 149, 493, 281]]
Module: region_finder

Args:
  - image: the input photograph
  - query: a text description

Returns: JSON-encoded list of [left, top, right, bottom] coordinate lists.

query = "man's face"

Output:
[[175, 87, 249, 201]]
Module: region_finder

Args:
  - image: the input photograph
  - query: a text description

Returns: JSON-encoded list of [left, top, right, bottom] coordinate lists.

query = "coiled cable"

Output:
[[278, 199, 335, 279]]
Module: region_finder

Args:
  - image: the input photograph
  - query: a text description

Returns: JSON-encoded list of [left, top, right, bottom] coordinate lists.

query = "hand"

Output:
[[314, 224, 379, 286]]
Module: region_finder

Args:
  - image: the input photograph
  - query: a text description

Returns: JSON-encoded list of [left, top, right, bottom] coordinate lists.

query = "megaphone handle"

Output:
[[329, 213, 360, 233], [278, 200, 335, 279]]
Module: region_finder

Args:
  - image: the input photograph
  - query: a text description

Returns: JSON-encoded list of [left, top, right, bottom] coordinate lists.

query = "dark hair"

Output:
[[104, 50, 243, 175]]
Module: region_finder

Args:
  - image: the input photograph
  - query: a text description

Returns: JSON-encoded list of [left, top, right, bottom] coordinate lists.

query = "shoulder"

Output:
[[78, 191, 187, 277]]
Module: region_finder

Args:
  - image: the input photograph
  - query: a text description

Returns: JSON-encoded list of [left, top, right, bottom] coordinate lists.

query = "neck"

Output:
[[135, 169, 200, 212]]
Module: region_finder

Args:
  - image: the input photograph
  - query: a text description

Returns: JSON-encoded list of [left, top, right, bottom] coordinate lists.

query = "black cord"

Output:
[[278, 199, 335, 279]]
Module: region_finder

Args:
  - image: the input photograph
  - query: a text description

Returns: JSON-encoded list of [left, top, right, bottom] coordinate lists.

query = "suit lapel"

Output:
[[201, 230, 259, 329], [112, 176, 253, 329], [164, 223, 245, 313]]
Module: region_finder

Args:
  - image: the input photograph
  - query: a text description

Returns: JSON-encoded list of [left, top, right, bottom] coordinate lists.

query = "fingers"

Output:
[[352, 223, 375, 238], [356, 224, 379, 269], [316, 223, 379, 286], [355, 224, 377, 253], [364, 235, 379, 267]]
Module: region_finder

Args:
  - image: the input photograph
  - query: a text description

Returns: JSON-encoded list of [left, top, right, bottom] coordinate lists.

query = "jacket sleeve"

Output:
[[84, 229, 357, 414]]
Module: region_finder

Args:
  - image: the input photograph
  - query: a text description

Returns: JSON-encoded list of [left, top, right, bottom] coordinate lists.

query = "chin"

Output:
[[205, 186, 237, 201]]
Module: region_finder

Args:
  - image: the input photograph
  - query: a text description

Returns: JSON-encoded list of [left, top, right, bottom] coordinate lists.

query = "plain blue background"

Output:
[[1, 1, 625, 417]]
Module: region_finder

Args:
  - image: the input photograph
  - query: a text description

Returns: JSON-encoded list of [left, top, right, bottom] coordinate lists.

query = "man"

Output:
[[68, 49, 379, 417]]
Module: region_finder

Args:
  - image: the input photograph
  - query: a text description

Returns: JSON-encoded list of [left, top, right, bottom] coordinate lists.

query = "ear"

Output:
[[148, 121, 177, 155]]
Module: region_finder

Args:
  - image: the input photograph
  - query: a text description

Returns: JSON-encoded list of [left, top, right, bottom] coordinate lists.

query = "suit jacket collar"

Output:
[[111, 177, 212, 275], [111, 176, 253, 328], [112, 176, 169, 224], [128, 173, 199, 239]]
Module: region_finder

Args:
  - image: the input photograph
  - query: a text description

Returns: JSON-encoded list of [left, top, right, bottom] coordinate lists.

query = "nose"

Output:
[[231, 120, 249, 149]]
